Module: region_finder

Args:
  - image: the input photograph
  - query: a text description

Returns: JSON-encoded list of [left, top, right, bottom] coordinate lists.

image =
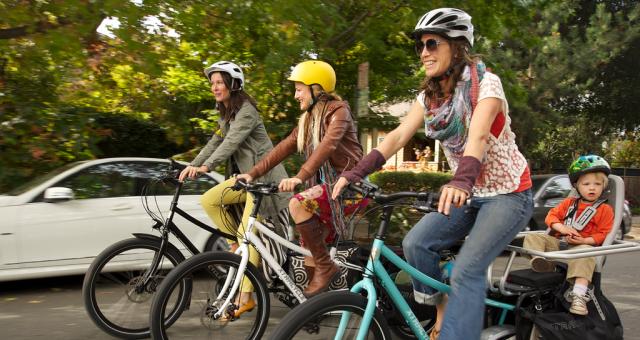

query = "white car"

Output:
[[0, 157, 228, 282]]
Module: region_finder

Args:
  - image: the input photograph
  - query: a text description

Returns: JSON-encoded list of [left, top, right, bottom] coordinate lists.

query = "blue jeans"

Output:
[[402, 189, 533, 340]]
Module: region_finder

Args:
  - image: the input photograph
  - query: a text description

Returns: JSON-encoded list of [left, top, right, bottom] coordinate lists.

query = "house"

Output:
[[362, 101, 448, 173]]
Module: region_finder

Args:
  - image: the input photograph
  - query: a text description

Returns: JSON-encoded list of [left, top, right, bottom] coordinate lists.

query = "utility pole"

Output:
[[356, 62, 375, 151]]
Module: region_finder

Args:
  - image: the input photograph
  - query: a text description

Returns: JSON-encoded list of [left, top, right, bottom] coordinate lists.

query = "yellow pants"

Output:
[[523, 233, 596, 282], [200, 178, 258, 293]]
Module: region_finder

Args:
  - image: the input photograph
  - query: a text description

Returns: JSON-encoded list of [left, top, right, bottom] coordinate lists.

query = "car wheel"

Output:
[[204, 234, 231, 252], [616, 222, 626, 240], [525, 219, 537, 231]]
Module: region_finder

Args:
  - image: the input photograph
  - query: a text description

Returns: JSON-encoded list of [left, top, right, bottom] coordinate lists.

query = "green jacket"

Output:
[[191, 101, 289, 220]]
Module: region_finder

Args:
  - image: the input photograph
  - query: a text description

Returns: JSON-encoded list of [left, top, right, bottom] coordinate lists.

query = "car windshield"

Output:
[[3, 161, 86, 196]]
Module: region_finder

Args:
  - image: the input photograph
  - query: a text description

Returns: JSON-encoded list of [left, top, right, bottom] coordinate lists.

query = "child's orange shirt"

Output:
[[545, 197, 614, 246]]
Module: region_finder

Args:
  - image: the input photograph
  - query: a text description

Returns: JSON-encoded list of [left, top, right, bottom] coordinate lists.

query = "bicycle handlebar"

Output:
[[231, 178, 279, 195], [348, 180, 439, 210]]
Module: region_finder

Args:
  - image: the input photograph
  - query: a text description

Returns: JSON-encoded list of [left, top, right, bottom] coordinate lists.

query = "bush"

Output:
[[368, 171, 452, 193], [349, 171, 452, 246]]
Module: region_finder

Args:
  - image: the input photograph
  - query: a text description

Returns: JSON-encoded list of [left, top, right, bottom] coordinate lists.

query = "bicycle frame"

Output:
[[139, 177, 237, 287], [211, 187, 363, 319], [339, 205, 516, 340]]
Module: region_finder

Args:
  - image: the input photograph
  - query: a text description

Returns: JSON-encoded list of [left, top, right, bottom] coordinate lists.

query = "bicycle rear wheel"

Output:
[[269, 290, 391, 340], [82, 237, 190, 339], [149, 251, 269, 340]]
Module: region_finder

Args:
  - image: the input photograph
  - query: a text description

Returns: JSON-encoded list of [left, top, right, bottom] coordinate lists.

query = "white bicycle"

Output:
[[146, 179, 364, 339]]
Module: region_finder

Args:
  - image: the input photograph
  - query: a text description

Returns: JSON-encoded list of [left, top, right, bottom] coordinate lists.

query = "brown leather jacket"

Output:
[[248, 100, 362, 182]]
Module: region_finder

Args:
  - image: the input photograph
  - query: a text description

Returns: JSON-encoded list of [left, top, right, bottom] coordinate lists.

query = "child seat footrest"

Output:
[[506, 268, 565, 289]]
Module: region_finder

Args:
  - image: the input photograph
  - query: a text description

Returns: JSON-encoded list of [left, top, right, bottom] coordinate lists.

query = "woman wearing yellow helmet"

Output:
[[238, 60, 366, 297]]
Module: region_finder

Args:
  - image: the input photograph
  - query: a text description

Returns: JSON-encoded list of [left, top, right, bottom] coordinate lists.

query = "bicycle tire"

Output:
[[149, 251, 270, 340], [269, 290, 391, 340], [82, 237, 191, 339]]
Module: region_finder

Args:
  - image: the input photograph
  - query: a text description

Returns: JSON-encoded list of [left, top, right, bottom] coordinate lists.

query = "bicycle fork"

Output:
[[212, 241, 251, 319], [339, 239, 431, 340]]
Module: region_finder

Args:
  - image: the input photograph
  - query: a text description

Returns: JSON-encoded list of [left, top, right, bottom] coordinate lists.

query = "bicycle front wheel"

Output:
[[149, 251, 270, 340], [82, 237, 190, 339], [270, 290, 391, 340]]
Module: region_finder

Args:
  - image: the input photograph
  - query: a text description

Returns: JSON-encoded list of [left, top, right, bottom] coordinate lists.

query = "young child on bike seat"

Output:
[[524, 155, 614, 315]]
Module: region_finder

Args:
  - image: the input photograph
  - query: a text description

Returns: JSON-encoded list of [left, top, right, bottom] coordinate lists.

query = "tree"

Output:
[[1, 0, 639, 192]]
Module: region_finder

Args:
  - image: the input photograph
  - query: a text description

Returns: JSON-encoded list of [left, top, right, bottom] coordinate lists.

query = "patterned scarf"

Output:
[[302, 106, 349, 240], [424, 62, 485, 155]]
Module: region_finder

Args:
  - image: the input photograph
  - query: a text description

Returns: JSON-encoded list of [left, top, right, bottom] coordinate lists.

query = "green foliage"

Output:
[[528, 115, 609, 171], [2, 0, 640, 192], [94, 113, 181, 158], [368, 171, 452, 193], [606, 130, 640, 168]]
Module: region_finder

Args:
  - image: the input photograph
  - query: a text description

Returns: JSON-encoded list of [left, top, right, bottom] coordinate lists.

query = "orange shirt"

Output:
[[545, 197, 614, 246]]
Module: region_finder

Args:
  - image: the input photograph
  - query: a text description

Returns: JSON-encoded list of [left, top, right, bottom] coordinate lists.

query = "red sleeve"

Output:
[[545, 198, 573, 228], [589, 204, 614, 246]]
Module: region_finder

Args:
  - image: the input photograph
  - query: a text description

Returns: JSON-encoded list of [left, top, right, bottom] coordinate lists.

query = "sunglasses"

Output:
[[415, 38, 444, 55]]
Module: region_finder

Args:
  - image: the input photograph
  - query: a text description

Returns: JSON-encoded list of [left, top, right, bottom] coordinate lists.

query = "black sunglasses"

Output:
[[415, 38, 444, 55]]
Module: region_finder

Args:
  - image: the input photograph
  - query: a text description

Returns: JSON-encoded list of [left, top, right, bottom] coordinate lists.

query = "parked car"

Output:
[[0, 157, 228, 282], [529, 174, 632, 240]]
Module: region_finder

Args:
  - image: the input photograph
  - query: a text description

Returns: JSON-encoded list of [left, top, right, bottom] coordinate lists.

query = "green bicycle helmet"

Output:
[[568, 154, 611, 184]]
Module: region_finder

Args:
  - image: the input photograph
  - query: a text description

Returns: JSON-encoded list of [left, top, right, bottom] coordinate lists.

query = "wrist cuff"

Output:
[[341, 149, 386, 183], [445, 156, 482, 197]]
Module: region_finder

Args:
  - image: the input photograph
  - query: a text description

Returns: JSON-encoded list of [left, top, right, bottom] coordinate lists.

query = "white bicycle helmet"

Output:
[[412, 8, 474, 47], [203, 61, 244, 90]]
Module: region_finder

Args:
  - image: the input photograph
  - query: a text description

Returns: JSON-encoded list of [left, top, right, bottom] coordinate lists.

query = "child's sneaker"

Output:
[[568, 292, 590, 315], [530, 256, 555, 273]]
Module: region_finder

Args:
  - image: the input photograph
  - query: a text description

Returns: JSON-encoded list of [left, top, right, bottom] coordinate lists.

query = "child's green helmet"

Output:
[[568, 155, 611, 184]]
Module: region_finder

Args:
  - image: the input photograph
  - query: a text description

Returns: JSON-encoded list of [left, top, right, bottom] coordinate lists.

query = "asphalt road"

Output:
[[1, 230, 640, 339]]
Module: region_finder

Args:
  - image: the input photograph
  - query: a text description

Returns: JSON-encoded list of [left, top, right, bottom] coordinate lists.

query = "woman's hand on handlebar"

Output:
[[278, 177, 302, 192], [438, 185, 468, 216], [235, 174, 253, 183], [331, 177, 350, 200], [178, 165, 208, 182]]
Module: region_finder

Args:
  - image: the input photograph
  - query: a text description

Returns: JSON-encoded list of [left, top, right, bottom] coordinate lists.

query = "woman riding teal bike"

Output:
[[333, 7, 533, 339]]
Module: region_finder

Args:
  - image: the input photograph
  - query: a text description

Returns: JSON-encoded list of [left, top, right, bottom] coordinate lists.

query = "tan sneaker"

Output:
[[569, 292, 590, 315], [530, 257, 555, 273]]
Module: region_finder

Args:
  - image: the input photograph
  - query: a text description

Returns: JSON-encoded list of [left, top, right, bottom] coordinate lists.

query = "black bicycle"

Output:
[[82, 159, 236, 339]]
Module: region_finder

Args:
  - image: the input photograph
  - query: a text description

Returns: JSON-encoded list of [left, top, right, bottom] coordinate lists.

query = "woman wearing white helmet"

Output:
[[334, 8, 533, 339], [238, 60, 367, 297], [180, 61, 289, 318]]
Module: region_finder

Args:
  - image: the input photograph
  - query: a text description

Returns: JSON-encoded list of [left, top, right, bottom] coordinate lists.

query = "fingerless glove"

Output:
[[443, 155, 482, 196], [340, 149, 386, 183]]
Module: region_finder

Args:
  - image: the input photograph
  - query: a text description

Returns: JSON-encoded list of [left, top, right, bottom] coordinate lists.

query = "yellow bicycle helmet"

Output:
[[287, 60, 336, 92]]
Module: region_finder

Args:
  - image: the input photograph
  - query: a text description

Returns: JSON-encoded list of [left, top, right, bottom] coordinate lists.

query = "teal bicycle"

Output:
[[269, 180, 517, 339]]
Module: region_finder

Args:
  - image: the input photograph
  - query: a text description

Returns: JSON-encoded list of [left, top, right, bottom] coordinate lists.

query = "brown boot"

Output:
[[296, 216, 339, 297], [303, 256, 315, 283]]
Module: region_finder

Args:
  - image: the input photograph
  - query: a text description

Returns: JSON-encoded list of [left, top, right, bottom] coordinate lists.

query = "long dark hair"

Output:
[[215, 71, 258, 121], [420, 38, 476, 107]]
